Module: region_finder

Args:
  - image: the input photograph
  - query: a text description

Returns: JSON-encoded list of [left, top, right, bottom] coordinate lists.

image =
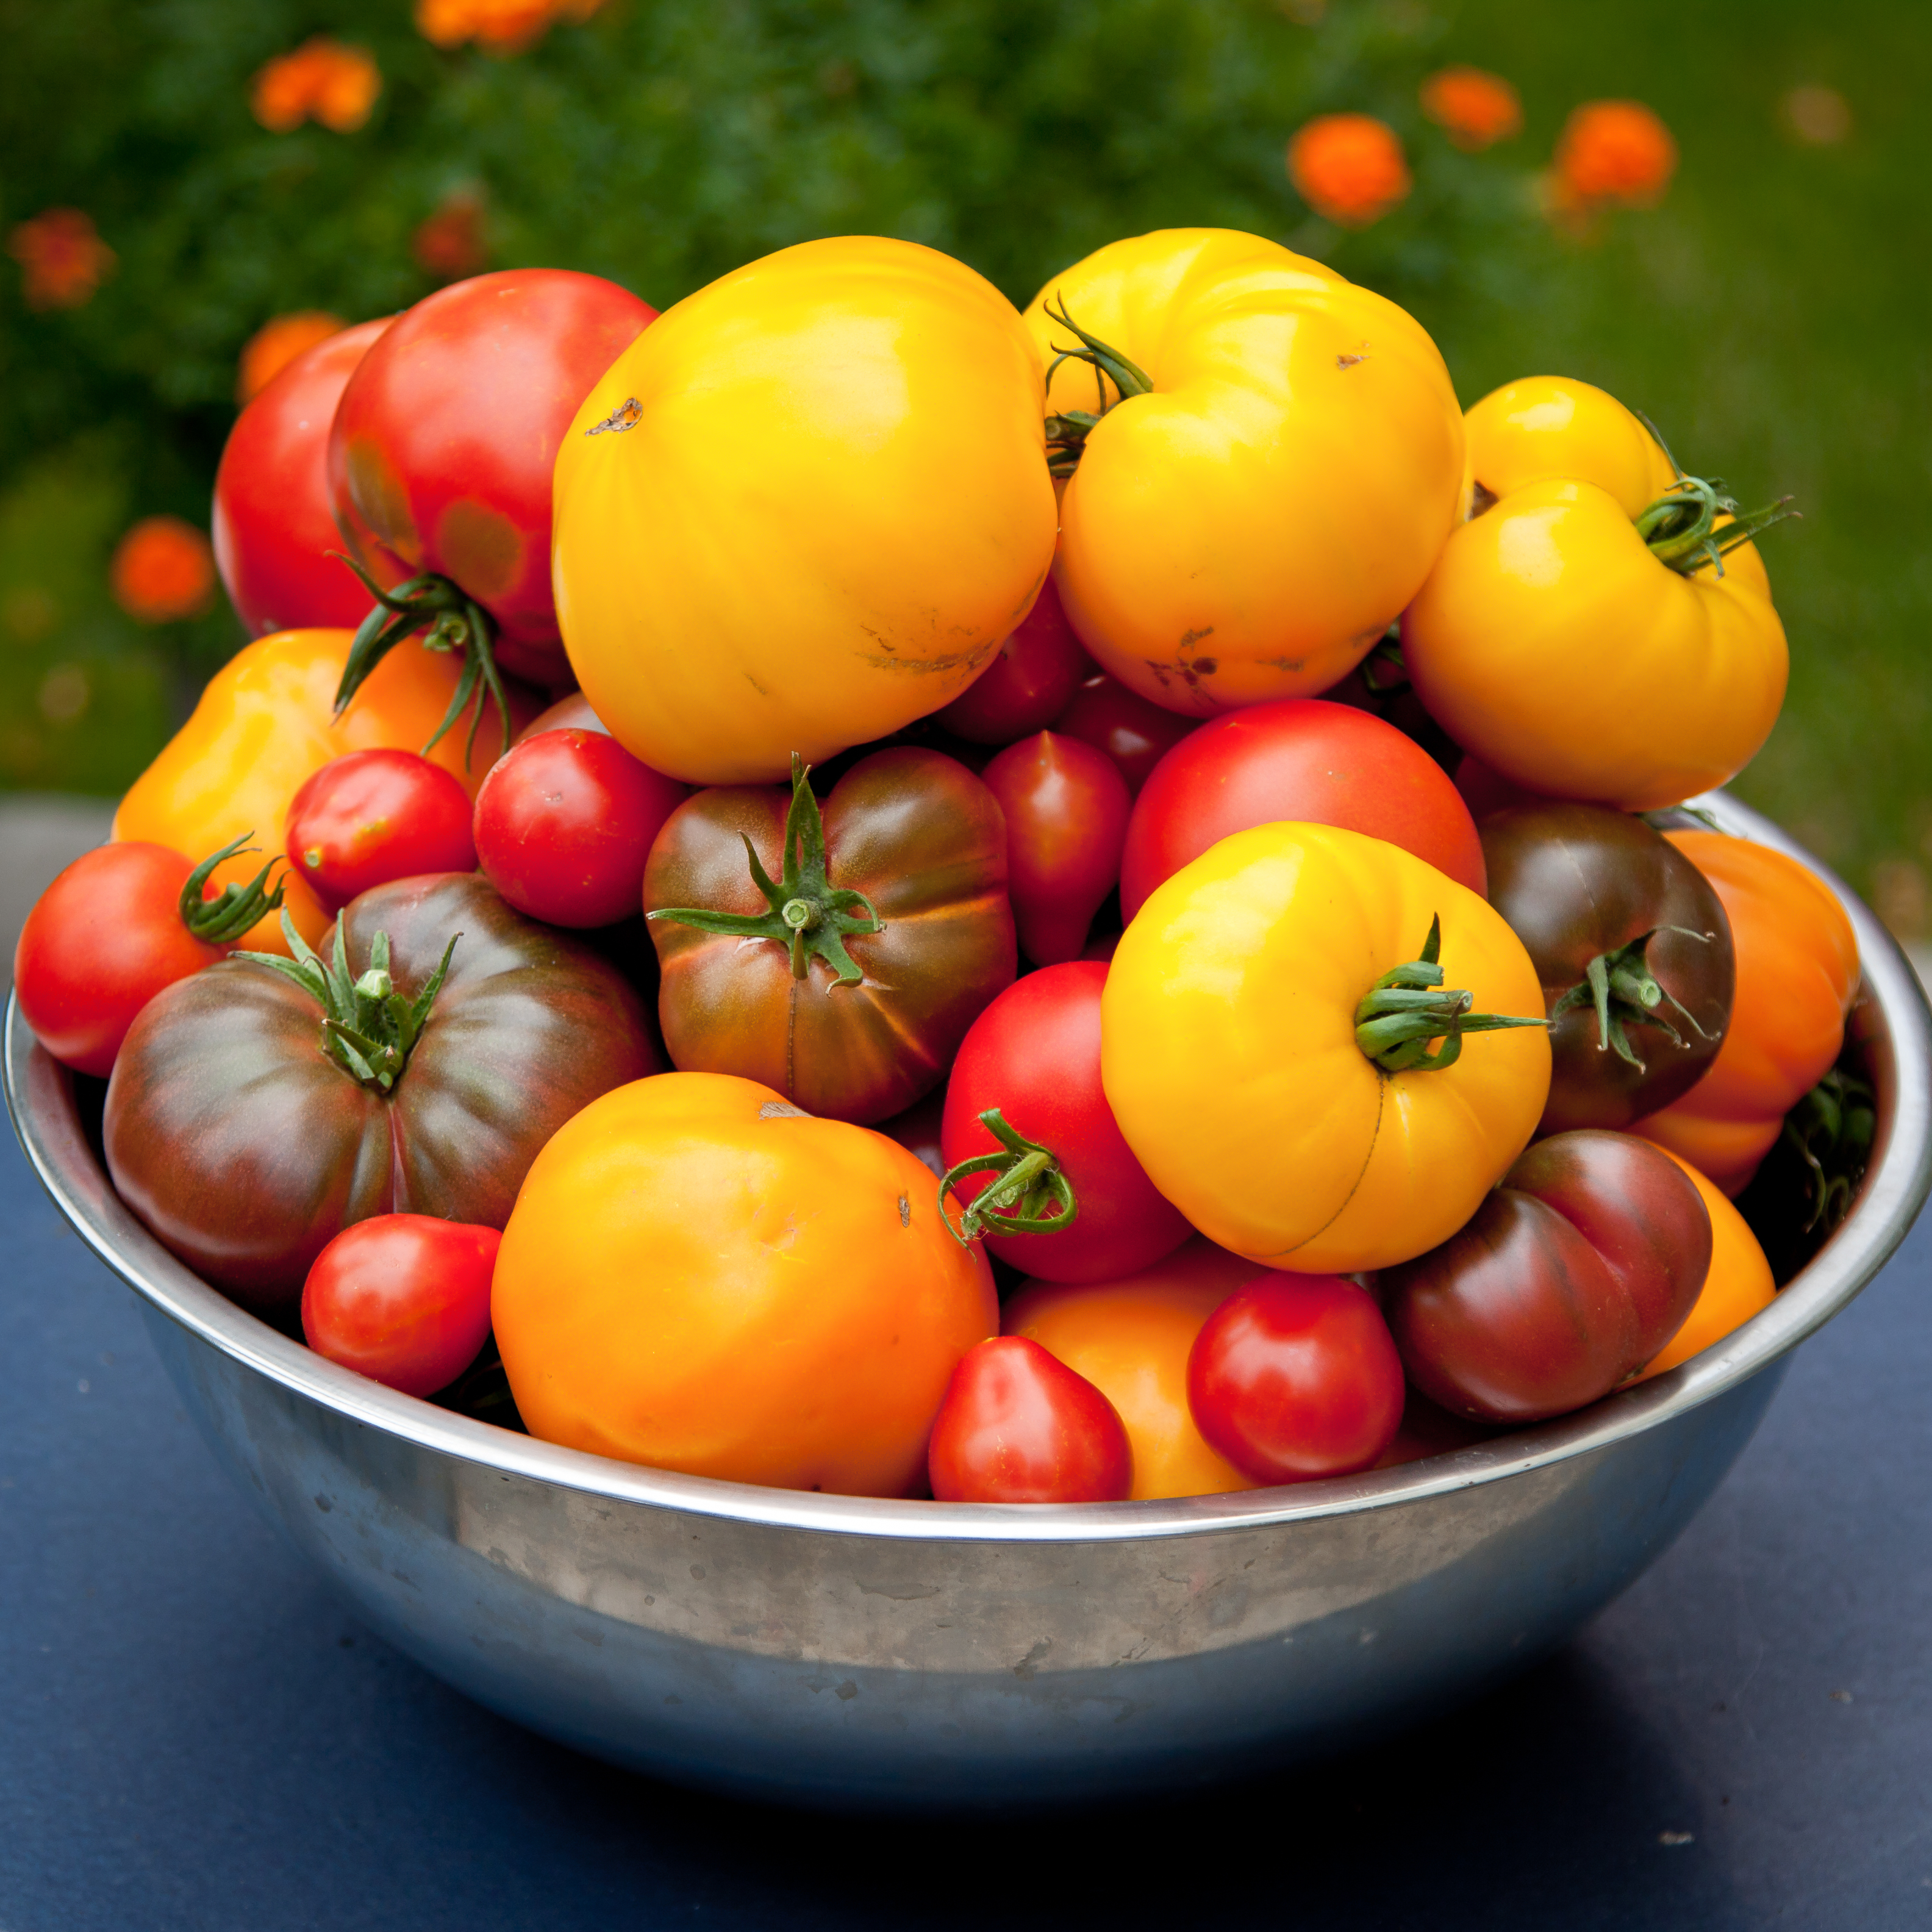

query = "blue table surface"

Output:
[[4, 1120, 1930, 1932]]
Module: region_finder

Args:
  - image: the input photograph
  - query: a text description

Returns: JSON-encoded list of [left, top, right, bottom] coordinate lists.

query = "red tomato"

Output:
[[928, 1336, 1133, 1502], [980, 730, 1131, 964], [941, 962, 1192, 1283], [1050, 669, 1200, 795], [301, 1214, 499, 1398], [1119, 698, 1487, 924], [285, 749, 478, 916], [934, 577, 1093, 745], [212, 318, 390, 639], [517, 690, 609, 742], [475, 728, 687, 928], [328, 270, 656, 686], [1187, 1276, 1406, 1483]]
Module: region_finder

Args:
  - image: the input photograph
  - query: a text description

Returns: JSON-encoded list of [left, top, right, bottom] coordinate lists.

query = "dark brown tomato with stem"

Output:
[[1481, 801, 1734, 1132], [643, 749, 1015, 1125], [103, 872, 657, 1314]]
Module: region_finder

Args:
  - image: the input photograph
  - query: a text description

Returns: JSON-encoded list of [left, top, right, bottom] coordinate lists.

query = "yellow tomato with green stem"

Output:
[[1460, 375, 1677, 520], [1101, 823, 1551, 1275]]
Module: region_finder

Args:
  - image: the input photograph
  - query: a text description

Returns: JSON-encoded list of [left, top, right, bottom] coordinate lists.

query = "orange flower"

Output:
[[1555, 99, 1678, 208], [237, 311, 347, 403], [9, 208, 115, 312], [1420, 67, 1523, 151], [110, 518, 217, 626], [417, 0, 606, 51], [251, 38, 381, 134], [413, 190, 488, 279], [1287, 113, 1412, 227]]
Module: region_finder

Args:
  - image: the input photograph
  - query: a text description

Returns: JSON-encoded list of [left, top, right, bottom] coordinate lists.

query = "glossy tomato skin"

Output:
[[1050, 670, 1198, 796], [981, 731, 1131, 964], [104, 873, 657, 1312], [329, 270, 656, 686], [474, 728, 686, 928], [928, 1336, 1132, 1502], [14, 843, 226, 1078], [213, 319, 390, 639], [934, 578, 1092, 745], [1187, 1276, 1406, 1483], [285, 749, 477, 915], [942, 962, 1191, 1284], [301, 1214, 499, 1397], [516, 690, 608, 741], [1120, 698, 1486, 924], [1383, 1129, 1712, 1423], [1481, 803, 1734, 1132]]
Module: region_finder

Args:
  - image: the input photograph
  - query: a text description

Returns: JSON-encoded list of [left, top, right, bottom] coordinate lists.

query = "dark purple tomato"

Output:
[[934, 577, 1093, 745]]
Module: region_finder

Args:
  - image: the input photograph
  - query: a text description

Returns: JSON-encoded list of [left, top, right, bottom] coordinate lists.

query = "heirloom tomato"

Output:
[[645, 750, 1014, 1124], [1023, 228, 1462, 716], [1460, 376, 1675, 521], [981, 730, 1131, 964], [1050, 669, 1199, 795], [285, 750, 476, 915], [940, 963, 1192, 1284], [1103, 823, 1550, 1275], [934, 577, 1092, 745], [1636, 831, 1860, 1193], [1633, 1145, 1776, 1378], [1119, 698, 1485, 924], [1481, 803, 1734, 1132], [493, 1071, 998, 1495], [517, 690, 607, 740], [928, 1337, 1133, 1503], [14, 835, 283, 1078], [104, 873, 657, 1312], [1383, 1130, 1711, 1424], [1004, 1239, 1265, 1501], [554, 237, 1057, 784], [213, 318, 390, 638], [112, 628, 535, 953]]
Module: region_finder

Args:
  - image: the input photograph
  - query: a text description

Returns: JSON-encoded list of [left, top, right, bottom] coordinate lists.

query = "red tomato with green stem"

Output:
[[928, 1335, 1133, 1502], [1187, 1275, 1406, 1483], [285, 749, 478, 916], [1050, 670, 1200, 795], [940, 962, 1192, 1284], [302, 1213, 499, 1397], [934, 577, 1093, 745], [981, 730, 1131, 964]]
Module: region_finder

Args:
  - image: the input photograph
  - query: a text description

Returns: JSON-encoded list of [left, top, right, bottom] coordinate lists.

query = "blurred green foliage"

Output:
[[1, 0, 1927, 923]]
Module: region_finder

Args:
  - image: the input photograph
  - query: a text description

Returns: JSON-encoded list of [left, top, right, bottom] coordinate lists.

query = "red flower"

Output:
[[237, 312, 346, 403], [1287, 114, 1412, 227], [413, 190, 488, 279], [251, 39, 381, 135], [1420, 68, 1523, 152], [9, 209, 115, 311], [416, 0, 607, 52], [111, 518, 216, 625], [1555, 100, 1678, 208]]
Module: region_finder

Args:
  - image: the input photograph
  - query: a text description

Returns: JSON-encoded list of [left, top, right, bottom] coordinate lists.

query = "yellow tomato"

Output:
[[492, 1072, 998, 1496], [1634, 1145, 1776, 1378], [1461, 376, 1676, 520], [1003, 1239, 1262, 1501], [553, 237, 1057, 784], [1101, 823, 1550, 1273], [1020, 228, 1463, 716], [112, 628, 527, 953]]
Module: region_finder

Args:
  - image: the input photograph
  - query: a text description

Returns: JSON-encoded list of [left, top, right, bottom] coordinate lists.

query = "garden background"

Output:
[[1, 0, 1924, 935]]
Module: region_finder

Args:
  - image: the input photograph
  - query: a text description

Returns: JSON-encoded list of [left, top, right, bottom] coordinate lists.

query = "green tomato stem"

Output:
[[1354, 915, 1548, 1075], [177, 831, 286, 946], [937, 1107, 1079, 1248]]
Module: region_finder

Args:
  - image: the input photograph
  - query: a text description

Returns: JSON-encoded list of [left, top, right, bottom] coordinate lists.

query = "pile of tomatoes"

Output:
[[14, 228, 1870, 1506]]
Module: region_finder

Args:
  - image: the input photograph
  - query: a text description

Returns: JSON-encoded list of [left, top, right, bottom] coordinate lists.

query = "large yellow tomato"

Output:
[[553, 237, 1057, 784], [1101, 823, 1550, 1273], [112, 628, 528, 953], [1020, 228, 1462, 716], [1461, 375, 1676, 521], [492, 1072, 998, 1496]]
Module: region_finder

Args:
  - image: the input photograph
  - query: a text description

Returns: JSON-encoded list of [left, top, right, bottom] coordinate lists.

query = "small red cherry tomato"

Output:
[[517, 690, 609, 742], [941, 962, 1192, 1284], [1050, 670, 1200, 795], [1187, 1276, 1406, 1484], [929, 1336, 1133, 1503], [1120, 698, 1487, 924], [934, 578, 1093, 745], [301, 1214, 499, 1397], [285, 749, 478, 915], [980, 730, 1131, 964], [13, 835, 284, 1078]]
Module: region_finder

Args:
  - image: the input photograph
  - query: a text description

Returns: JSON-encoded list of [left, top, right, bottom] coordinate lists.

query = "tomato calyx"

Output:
[[178, 831, 287, 946], [647, 754, 883, 986], [330, 554, 513, 768], [1041, 297, 1154, 479], [1354, 915, 1548, 1074], [1551, 925, 1717, 1072], [1633, 421, 1797, 578], [238, 911, 459, 1092], [937, 1107, 1079, 1248]]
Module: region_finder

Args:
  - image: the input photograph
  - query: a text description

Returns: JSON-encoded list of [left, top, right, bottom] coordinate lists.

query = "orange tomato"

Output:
[[1003, 1238, 1264, 1501], [112, 629, 533, 953], [492, 1072, 998, 1496], [1636, 832, 1860, 1194], [1634, 1145, 1776, 1378]]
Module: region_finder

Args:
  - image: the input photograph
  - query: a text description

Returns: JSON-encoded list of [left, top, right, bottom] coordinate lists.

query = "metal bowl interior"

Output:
[[9, 791, 1930, 1808]]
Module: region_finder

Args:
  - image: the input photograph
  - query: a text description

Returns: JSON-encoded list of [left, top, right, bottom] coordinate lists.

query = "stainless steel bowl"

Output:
[[9, 793, 1928, 1810]]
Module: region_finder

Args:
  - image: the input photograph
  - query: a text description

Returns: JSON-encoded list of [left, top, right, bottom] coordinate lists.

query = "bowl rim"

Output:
[[9, 790, 1929, 1546]]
